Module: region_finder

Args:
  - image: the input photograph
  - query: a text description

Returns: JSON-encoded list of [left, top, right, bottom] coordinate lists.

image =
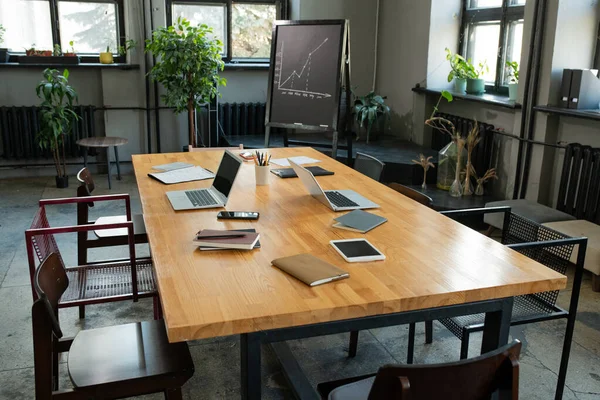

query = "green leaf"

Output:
[[441, 90, 453, 102]]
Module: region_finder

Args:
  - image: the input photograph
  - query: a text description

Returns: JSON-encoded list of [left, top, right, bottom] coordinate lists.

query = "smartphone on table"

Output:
[[217, 211, 260, 220]]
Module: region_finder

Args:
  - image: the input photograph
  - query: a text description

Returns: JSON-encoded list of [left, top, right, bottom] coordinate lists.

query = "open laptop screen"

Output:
[[212, 151, 242, 198]]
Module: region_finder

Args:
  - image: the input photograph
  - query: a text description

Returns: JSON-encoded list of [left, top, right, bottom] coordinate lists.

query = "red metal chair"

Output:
[[26, 195, 160, 320]]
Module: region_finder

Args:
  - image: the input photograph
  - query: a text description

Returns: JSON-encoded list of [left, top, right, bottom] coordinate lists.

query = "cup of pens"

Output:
[[254, 151, 271, 186]]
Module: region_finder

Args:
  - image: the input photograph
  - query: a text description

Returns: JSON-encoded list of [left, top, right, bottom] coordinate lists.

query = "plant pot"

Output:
[[99, 52, 114, 64], [20, 55, 80, 65], [64, 52, 77, 57], [55, 175, 69, 189], [40, 50, 52, 57], [0, 49, 8, 63], [453, 78, 467, 93], [466, 78, 485, 95], [508, 83, 518, 101]]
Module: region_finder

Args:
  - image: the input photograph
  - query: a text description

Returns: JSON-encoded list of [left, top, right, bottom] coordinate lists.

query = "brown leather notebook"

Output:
[[271, 253, 349, 287]]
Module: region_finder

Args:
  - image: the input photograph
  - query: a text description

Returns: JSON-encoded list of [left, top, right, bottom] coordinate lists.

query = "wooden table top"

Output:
[[132, 148, 567, 342], [76, 137, 128, 147]]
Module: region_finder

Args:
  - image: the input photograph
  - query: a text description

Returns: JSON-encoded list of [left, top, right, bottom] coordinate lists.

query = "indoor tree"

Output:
[[36, 68, 79, 188], [146, 17, 226, 148]]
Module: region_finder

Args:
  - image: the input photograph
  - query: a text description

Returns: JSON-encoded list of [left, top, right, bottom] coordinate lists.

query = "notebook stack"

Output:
[[193, 229, 260, 250]]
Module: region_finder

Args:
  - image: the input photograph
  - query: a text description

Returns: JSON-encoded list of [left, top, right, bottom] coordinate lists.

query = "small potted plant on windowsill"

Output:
[[36, 68, 80, 188], [20, 43, 80, 65], [506, 61, 519, 101], [118, 39, 137, 61], [466, 61, 489, 95], [446, 48, 472, 93], [0, 24, 8, 63], [64, 41, 77, 57], [100, 45, 114, 64]]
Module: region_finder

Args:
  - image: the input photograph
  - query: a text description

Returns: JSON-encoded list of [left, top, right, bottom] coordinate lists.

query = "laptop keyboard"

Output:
[[185, 190, 219, 207], [325, 191, 359, 208]]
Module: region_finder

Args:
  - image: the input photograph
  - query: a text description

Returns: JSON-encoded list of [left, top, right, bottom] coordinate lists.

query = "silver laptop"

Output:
[[289, 159, 380, 211], [166, 150, 243, 211]]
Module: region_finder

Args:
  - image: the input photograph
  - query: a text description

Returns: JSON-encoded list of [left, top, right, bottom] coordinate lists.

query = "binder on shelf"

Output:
[[559, 69, 572, 108], [568, 69, 600, 110]]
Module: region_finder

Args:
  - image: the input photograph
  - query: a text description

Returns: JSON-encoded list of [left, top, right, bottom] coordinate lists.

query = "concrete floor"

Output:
[[1, 174, 600, 399]]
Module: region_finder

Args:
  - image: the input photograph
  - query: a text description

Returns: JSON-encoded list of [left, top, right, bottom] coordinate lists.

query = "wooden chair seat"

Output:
[[94, 214, 147, 238], [59, 258, 156, 307], [68, 320, 194, 392]]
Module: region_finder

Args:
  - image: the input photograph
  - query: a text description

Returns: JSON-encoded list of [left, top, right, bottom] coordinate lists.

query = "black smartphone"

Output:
[[217, 211, 260, 220]]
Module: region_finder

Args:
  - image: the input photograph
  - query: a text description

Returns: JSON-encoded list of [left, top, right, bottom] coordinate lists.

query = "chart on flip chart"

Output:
[[267, 22, 345, 130]]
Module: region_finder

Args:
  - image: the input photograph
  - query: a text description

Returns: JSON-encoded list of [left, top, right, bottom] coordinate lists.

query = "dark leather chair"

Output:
[[32, 252, 194, 399], [354, 152, 385, 181], [318, 340, 521, 400]]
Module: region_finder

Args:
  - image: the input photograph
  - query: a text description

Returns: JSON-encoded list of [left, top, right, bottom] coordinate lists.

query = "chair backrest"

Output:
[[28, 206, 62, 265], [354, 152, 385, 181], [502, 213, 574, 310], [388, 183, 433, 208], [32, 253, 67, 398], [367, 340, 521, 399], [188, 144, 243, 152]]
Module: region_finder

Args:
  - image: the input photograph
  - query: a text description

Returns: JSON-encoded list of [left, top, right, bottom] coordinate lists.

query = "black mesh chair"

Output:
[[410, 206, 587, 400], [354, 152, 385, 181]]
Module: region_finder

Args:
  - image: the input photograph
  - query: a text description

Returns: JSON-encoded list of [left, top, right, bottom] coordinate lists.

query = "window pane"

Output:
[[58, 2, 118, 54], [172, 4, 227, 55], [503, 20, 524, 84], [232, 3, 276, 59], [468, 0, 502, 9], [466, 22, 500, 83], [0, 0, 53, 52], [510, 0, 526, 5]]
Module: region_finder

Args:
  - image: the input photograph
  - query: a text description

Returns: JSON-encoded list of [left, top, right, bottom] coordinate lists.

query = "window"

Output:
[[167, 0, 286, 64], [0, 0, 126, 62], [460, 0, 525, 92]]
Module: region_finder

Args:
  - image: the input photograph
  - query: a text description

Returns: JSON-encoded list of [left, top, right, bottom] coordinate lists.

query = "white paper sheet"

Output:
[[148, 166, 215, 184], [152, 162, 194, 171], [270, 156, 321, 167]]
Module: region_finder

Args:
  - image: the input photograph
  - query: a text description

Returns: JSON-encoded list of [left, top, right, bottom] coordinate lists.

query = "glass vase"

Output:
[[475, 181, 485, 196], [462, 161, 474, 196], [436, 142, 467, 191]]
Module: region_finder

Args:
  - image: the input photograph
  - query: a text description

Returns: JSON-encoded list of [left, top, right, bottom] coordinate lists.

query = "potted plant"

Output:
[[146, 17, 226, 148], [25, 44, 38, 56], [506, 61, 519, 101], [446, 48, 472, 93], [118, 39, 137, 58], [0, 24, 8, 63], [64, 41, 77, 57], [100, 45, 114, 64], [353, 91, 390, 143], [53, 44, 62, 56], [466, 61, 488, 95], [36, 68, 80, 188]]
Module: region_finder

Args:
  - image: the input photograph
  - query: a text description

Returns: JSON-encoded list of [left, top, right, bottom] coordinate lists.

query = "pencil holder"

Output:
[[255, 165, 270, 186]]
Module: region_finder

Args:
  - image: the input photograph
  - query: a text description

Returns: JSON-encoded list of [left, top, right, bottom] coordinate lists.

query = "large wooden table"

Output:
[[132, 147, 566, 399]]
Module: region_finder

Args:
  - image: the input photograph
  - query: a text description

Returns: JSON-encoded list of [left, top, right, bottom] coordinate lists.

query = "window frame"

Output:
[[459, 0, 525, 94], [166, 0, 287, 66], [7, 0, 126, 64]]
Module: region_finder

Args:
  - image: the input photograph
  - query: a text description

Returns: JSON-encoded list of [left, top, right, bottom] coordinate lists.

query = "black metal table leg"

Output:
[[480, 297, 513, 354], [114, 146, 122, 180], [82, 148, 88, 168], [271, 342, 319, 400], [106, 147, 112, 190], [241, 333, 262, 400]]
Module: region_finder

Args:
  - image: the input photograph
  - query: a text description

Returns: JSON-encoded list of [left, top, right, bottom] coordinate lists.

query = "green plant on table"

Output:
[[118, 39, 137, 56], [353, 91, 390, 144], [446, 48, 477, 81], [35, 68, 80, 178], [506, 61, 519, 83], [146, 17, 226, 148]]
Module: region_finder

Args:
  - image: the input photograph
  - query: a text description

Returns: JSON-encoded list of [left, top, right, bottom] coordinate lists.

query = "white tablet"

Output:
[[330, 239, 386, 263]]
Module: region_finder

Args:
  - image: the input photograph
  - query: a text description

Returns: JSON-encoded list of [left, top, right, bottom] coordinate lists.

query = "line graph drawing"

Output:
[[274, 38, 332, 98]]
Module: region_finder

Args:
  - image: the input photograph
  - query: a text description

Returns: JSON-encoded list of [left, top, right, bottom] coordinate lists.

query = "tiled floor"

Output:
[[1, 174, 600, 399]]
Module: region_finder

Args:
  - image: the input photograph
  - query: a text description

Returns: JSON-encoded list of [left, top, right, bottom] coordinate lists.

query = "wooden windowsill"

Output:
[[413, 86, 522, 110]]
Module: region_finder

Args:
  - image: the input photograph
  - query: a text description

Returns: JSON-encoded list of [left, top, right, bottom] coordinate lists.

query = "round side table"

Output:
[[76, 137, 128, 189]]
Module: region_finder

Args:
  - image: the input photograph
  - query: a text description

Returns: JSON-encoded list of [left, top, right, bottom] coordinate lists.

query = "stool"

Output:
[[76, 137, 128, 189]]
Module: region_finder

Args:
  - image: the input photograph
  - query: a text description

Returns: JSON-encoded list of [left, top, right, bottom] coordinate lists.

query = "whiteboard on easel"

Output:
[[265, 20, 347, 132]]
